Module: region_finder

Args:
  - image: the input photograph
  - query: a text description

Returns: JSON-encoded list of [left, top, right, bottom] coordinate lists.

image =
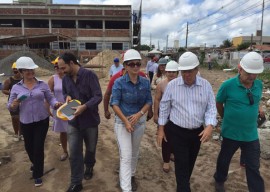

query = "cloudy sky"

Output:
[[2, 0, 270, 49]]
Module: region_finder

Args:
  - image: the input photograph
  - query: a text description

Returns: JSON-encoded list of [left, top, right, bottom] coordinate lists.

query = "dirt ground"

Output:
[[0, 67, 270, 192]]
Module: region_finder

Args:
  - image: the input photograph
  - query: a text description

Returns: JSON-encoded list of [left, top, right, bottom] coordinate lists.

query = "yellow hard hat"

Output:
[[51, 57, 59, 65], [12, 62, 17, 69]]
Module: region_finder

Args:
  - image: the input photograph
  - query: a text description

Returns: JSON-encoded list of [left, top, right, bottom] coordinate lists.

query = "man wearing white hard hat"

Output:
[[214, 52, 265, 192], [157, 52, 217, 191]]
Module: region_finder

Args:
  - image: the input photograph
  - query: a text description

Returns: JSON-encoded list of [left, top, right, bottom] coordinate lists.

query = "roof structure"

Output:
[[0, 33, 72, 45]]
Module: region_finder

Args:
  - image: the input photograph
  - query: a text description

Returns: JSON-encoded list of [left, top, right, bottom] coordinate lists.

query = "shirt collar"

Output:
[[18, 77, 42, 85], [124, 73, 141, 84], [178, 76, 202, 87], [236, 74, 258, 89]]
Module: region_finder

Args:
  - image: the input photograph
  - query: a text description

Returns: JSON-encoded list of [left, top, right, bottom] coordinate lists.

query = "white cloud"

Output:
[[3, 0, 270, 49]]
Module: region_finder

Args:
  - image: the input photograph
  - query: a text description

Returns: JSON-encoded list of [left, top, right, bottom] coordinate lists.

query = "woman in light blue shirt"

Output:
[[111, 49, 152, 192]]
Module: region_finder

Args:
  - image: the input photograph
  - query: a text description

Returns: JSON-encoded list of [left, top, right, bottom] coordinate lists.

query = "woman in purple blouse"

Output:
[[8, 56, 61, 188]]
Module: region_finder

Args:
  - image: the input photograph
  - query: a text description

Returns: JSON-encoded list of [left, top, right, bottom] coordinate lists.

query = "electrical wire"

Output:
[[189, 0, 268, 32]]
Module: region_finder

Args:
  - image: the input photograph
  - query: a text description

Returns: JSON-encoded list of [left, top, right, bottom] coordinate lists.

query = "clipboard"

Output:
[[57, 100, 81, 120]]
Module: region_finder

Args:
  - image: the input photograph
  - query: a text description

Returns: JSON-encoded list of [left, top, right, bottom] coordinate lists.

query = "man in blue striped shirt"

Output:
[[157, 52, 217, 192]]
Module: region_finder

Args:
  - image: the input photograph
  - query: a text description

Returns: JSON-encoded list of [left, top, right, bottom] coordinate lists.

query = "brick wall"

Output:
[[0, 8, 21, 15], [77, 9, 102, 16], [23, 8, 48, 15], [25, 28, 49, 35], [52, 29, 77, 37], [0, 28, 22, 36], [105, 30, 129, 37], [78, 30, 103, 37], [104, 10, 130, 16], [51, 9, 75, 16]]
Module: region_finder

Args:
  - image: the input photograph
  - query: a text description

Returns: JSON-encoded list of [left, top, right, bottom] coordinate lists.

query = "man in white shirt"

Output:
[[157, 52, 217, 192], [109, 57, 123, 77], [146, 56, 158, 84]]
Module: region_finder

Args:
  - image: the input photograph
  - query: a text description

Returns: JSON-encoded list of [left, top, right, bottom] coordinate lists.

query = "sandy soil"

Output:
[[0, 68, 270, 192]]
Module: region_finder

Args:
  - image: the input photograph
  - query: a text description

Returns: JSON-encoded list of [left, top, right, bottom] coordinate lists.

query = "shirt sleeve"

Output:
[[7, 85, 18, 111], [107, 75, 116, 91], [43, 82, 58, 107], [110, 78, 122, 106], [204, 83, 217, 126], [216, 82, 227, 103], [84, 72, 102, 109], [158, 83, 172, 125]]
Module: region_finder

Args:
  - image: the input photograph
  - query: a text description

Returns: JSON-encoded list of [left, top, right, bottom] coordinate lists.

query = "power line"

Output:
[[190, 0, 270, 33], [189, 0, 267, 32], [190, 5, 270, 37]]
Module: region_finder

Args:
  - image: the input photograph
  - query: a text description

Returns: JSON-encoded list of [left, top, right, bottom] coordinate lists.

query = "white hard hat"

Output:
[[158, 58, 168, 65], [165, 56, 169, 60], [178, 52, 199, 70], [240, 52, 264, 74], [123, 49, 141, 62], [165, 61, 179, 71], [16, 56, 39, 69]]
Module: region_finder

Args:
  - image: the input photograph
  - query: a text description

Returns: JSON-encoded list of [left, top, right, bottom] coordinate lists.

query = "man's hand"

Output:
[[66, 96, 72, 103], [199, 125, 213, 143], [104, 110, 111, 119], [54, 102, 63, 109], [73, 104, 87, 117]]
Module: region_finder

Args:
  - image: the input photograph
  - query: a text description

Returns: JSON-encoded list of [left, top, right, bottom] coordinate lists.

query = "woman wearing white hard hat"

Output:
[[154, 61, 179, 173], [7, 56, 61, 187], [111, 49, 152, 192], [48, 57, 69, 161], [2, 62, 22, 141]]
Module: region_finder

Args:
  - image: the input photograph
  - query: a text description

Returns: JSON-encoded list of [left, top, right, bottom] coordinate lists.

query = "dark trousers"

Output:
[[214, 137, 264, 192], [67, 124, 98, 185], [148, 71, 154, 84], [20, 117, 49, 179], [162, 124, 173, 163], [166, 121, 203, 192]]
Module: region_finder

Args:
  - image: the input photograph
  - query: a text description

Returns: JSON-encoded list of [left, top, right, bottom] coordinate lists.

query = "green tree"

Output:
[[237, 42, 251, 51], [132, 44, 151, 51], [220, 39, 232, 48], [178, 47, 186, 52]]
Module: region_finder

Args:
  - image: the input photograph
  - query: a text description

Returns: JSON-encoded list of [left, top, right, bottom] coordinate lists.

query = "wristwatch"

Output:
[[140, 110, 145, 115]]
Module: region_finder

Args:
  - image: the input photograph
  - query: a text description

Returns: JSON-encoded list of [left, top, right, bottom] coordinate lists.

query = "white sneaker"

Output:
[[13, 135, 19, 142]]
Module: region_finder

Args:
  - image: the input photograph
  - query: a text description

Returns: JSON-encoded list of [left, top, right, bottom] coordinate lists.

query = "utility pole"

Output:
[[185, 22, 188, 49], [150, 33, 152, 48], [166, 35, 168, 53], [260, 0, 264, 53], [250, 33, 253, 50]]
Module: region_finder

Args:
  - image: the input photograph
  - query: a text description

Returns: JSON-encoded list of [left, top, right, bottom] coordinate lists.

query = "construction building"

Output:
[[0, 0, 132, 53], [232, 30, 270, 47]]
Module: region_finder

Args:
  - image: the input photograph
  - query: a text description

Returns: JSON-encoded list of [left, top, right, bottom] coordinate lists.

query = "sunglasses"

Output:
[[127, 62, 141, 68], [13, 71, 19, 74], [247, 89, 254, 105], [21, 69, 33, 72]]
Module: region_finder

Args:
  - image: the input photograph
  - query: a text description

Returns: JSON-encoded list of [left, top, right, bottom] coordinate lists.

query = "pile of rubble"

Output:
[[0, 51, 54, 77]]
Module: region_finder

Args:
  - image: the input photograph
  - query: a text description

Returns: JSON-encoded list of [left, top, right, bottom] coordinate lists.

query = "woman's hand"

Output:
[[11, 99, 20, 110], [124, 121, 134, 133], [157, 125, 167, 147], [128, 112, 141, 126]]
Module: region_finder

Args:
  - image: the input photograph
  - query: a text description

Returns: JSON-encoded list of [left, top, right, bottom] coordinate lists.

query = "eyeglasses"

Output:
[[247, 89, 254, 105], [127, 62, 141, 68], [21, 69, 33, 72]]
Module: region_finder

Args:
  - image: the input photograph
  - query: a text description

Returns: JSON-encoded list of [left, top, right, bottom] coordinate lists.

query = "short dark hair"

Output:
[[59, 52, 80, 66]]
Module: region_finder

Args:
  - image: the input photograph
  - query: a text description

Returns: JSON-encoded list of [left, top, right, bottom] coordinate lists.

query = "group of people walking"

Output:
[[3, 49, 266, 192]]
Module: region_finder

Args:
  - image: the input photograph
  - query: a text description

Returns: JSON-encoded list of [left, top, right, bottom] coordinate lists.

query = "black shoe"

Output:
[[215, 182, 225, 192], [30, 165, 34, 173], [66, 184, 83, 192], [131, 176, 138, 191], [84, 167, 93, 180]]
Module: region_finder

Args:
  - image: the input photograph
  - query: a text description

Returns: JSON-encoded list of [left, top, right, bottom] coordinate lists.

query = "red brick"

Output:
[[77, 9, 102, 16], [52, 29, 77, 37], [78, 30, 103, 37], [105, 30, 129, 37], [104, 10, 130, 16], [51, 9, 75, 16], [23, 8, 48, 15], [0, 28, 22, 36], [25, 28, 49, 35], [0, 8, 21, 15]]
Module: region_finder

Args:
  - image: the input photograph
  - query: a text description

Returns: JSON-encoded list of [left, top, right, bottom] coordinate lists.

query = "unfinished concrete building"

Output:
[[0, 1, 132, 55]]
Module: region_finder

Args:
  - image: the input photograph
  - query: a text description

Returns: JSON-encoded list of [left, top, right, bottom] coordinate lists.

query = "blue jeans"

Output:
[[67, 124, 98, 185], [214, 137, 264, 192]]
